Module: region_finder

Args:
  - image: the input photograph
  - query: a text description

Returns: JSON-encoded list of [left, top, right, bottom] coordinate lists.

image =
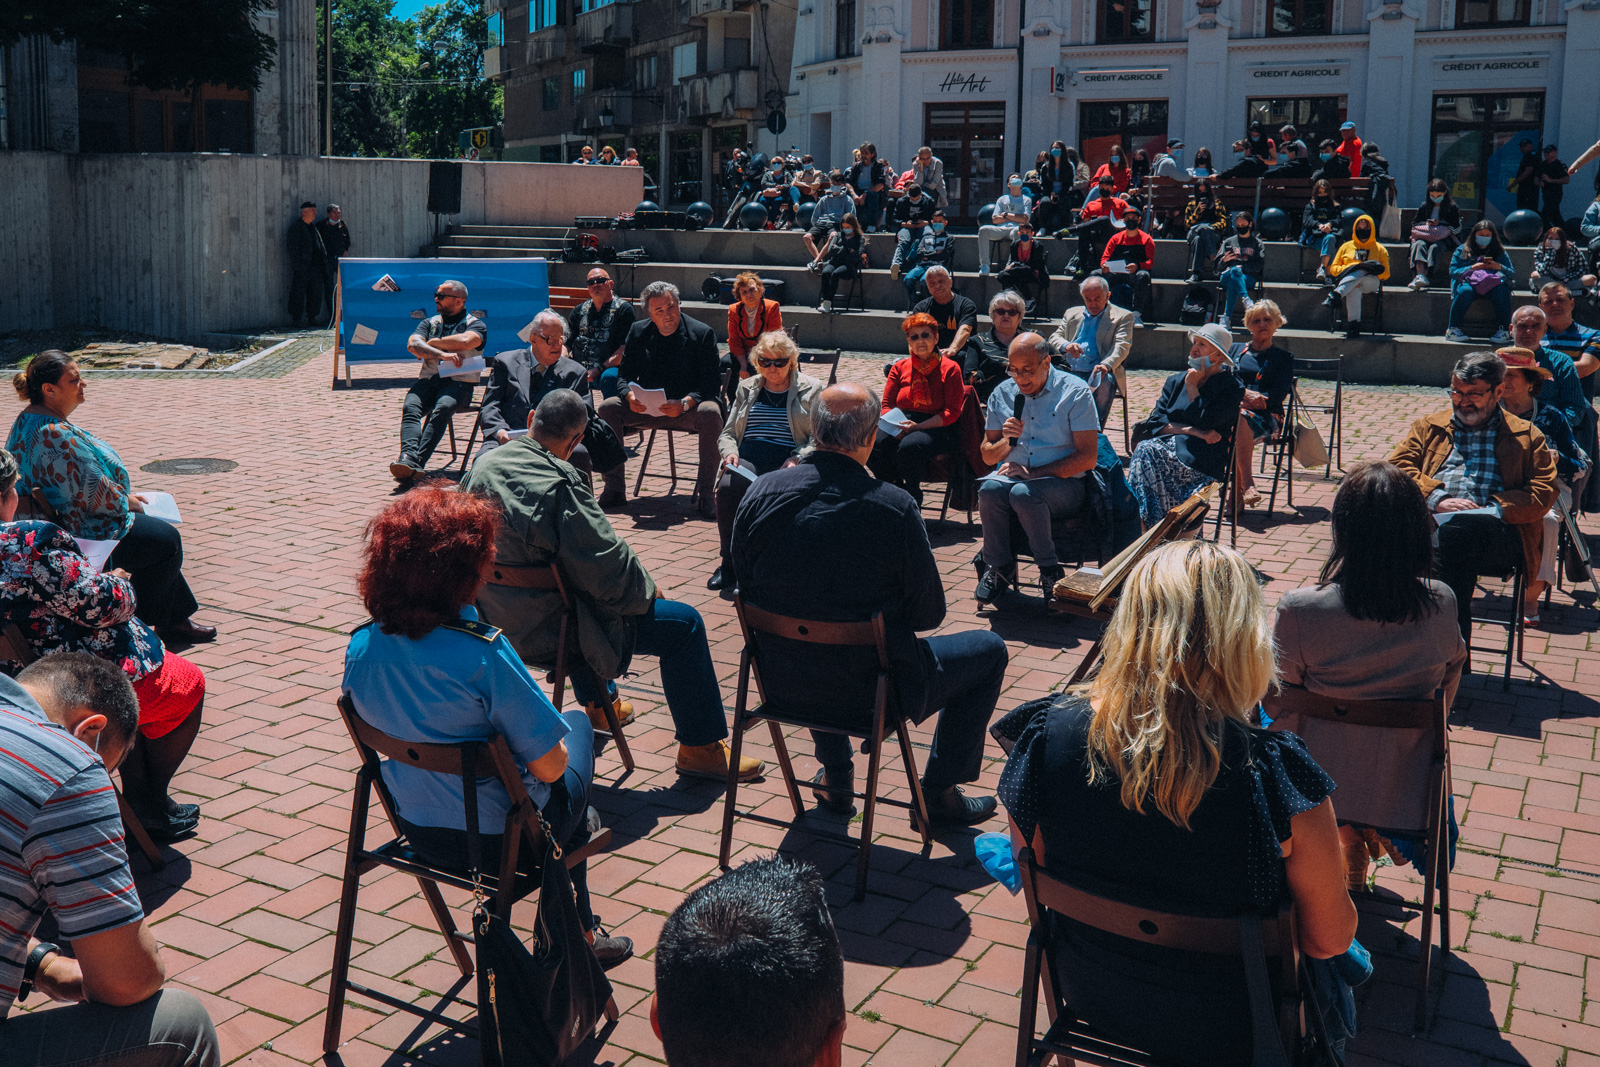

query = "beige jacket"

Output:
[[718, 371, 825, 460], [1048, 303, 1135, 396]]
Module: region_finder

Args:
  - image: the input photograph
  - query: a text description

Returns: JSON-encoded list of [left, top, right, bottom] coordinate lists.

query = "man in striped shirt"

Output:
[[0, 653, 218, 1067]]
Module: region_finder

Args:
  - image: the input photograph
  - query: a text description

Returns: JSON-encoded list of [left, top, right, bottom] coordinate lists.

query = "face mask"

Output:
[[931, 222, 945, 233], [1051, 148, 1062, 157], [1188, 355, 1210, 371], [1171, 150, 1183, 162], [1235, 151, 1247, 160], [1019, 234, 1032, 241], [1237, 226, 1251, 235], [1356, 227, 1370, 241], [1475, 234, 1492, 248], [1429, 193, 1445, 203], [1110, 155, 1122, 164], [1320, 152, 1333, 162], [842, 227, 855, 235]]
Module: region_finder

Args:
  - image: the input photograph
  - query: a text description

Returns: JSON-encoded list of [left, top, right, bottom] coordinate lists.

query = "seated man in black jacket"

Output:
[[995, 220, 1050, 313], [477, 309, 592, 473], [596, 281, 724, 517], [1217, 140, 1267, 182], [1311, 139, 1353, 182], [731, 383, 1008, 828]]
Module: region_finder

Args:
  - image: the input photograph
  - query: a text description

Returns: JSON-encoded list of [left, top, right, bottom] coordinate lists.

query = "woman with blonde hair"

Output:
[[706, 331, 824, 590], [997, 540, 1356, 1064], [1229, 299, 1295, 506]]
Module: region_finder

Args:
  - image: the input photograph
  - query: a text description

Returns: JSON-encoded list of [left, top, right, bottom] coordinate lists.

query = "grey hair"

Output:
[[1079, 275, 1110, 295], [532, 308, 569, 341], [989, 290, 1026, 316], [1453, 351, 1506, 388], [641, 280, 681, 308], [925, 265, 951, 282], [532, 389, 590, 441], [440, 279, 468, 297], [327, 203, 341, 212], [809, 385, 877, 453], [1510, 303, 1546, 325]]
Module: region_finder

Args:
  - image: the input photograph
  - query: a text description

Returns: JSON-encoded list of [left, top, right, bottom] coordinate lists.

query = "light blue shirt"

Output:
[[1070, 310, 1105, 370], [343, 605, 571, 834], [985, 367, 1099, 470]]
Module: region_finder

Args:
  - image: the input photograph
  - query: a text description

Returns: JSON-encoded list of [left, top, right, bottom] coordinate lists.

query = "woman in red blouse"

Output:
[[724, 272, 784, 387], [869, 311, 966, 506]]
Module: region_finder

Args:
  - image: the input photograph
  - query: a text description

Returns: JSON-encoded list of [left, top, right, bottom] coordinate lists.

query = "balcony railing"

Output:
[[575, 90, 636, 130], [484, 44, 505, 78], [680, 67, 757, 119], [688, 0, 736, 18], [527, 27, 568, 65], [575, 3, 633, 51]]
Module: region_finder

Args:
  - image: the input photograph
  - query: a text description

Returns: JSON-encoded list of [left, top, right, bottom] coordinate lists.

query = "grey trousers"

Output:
[[979, 474, 1090, 571], [596, 397, 724, 497], [0, 989, 219, 1067]]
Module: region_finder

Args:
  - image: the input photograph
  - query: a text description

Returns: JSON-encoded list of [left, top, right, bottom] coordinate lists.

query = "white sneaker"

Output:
[[821, 300, 833, 313], [1445, 327, 1471, 343], [1408, 275, 1427, 291], [1491, 328, 1511, 344], [807, 261, 821, 274], [1133, 313, 1146, 328], [1217, 315, 1231, 330], [978, 264, 990, 277], [889, 261, 902, 280]]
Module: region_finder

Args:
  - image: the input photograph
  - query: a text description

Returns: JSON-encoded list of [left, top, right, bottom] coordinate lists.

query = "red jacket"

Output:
[[1079, 195, 1131, 223], [727, 298, 783, 361], [1092, 163, 1131, 193], [1100, 229, 1156, 271], [1335, 136, 1363, 178], [883, 356, 965, 424]]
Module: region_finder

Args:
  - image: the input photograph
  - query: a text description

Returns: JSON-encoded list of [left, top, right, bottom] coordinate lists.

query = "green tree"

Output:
[[403, 0, 503, 159], [317, 0, 412, 157]]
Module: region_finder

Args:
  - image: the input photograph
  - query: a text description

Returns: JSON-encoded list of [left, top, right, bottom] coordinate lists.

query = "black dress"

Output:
[[997, 695, 1333, 1065], [1230, 342, 1294, 438]]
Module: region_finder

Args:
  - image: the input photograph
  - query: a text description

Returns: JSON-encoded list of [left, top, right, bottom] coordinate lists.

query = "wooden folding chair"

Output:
[[1211, 423, 1241, 548], [1016, 846, 1305, 1067], [718, 601, 932, 902], [323, 695, 619, 1057], [797, 348, 842, 386], [0, 622, 165, 871], [1263, 684, 1451, 1032], [485, 562, 634, 778], [637, 367, 736, 497]]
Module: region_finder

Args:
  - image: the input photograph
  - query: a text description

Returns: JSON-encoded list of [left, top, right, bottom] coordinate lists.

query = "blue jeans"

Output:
[[568, 599, 728, 747], [979, 475, 1090, 570], [596, 366, 622, 399], [1448, 281, 1512, 329], [893, 227, 926, 265], [862, 190, 884, 230], [1219, 267, 1257, 318], [1300, 232, 1338, 258], [903, 265, 932, 303], [814, 629, 1007, 789]]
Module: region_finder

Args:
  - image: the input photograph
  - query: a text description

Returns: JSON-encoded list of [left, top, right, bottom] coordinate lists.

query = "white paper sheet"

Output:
[[516, 318, 540, 344], [138, 491, 182, 524], [878, 407, 908, 439], [504, 428, 529, 440], [74, 538, 119, 573], [1102, 261, 1130, 275], [1435, 503, 1501, 525], [632, 387, 671, 416], [351, 323, 379, 345], [440, 355, 486, 379], [728, 462, 759, 482]]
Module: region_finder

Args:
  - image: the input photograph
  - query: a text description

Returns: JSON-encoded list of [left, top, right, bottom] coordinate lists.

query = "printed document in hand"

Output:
[[504, 428, 529, 440], [1435, 503, 1501, 525], [632, 387, 671, 415], [729, 461, 759, 482], [138, 491, 182, 524], [74, 538, 119, 573], [1102, 260, 1129, 275], [440, 356, 485, 379], [878, 407, 908, 439]]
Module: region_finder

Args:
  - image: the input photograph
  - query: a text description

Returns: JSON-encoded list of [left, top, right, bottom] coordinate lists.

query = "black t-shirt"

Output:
[[567, 298, 637, 370], [895, 196, 935, 227], [1539, 159, 1568, 204], [849, 159, 887, 194], [912, 294, 978, 349]]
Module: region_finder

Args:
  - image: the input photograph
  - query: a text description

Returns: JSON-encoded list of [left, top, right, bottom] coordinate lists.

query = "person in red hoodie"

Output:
[[1334, 122, 1363, 178], [1066, 174, 1131, 278], [1098, 206, 1157, 326], [1091, 148, 1132, 195]]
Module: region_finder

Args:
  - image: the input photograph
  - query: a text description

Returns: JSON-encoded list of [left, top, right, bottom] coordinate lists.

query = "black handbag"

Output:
[[462, 750, 613, 1066], [582, 409, 627, 474]]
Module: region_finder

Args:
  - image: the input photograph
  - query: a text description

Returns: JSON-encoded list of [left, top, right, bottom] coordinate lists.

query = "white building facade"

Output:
[[786, 0, 1600, 222]]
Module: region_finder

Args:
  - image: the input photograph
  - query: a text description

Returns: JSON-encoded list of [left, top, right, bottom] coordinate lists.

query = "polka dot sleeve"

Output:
[[997, 700, 1054, 845], [1244, 727, 1336, 909]]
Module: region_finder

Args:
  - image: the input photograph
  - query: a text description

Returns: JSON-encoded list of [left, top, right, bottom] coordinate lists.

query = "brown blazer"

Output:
[[1048, 303, 1135, 397], [1387, 409, 1558, 578]]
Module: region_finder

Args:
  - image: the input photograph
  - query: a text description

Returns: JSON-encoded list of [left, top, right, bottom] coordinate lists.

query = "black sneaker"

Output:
[[1039, 564, 1066, 595], [974, 565, 1010, 605], [707, 563, 728, 590], [913, 784, 998, 832], [810, 767, 854, 815], [589, 926, 634, 970]]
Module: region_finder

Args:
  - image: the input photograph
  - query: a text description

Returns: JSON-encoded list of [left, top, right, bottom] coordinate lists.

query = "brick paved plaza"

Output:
[[26, 339, 1600, 1067]]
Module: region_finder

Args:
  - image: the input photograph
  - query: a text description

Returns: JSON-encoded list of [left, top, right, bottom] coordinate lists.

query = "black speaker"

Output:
[[428, 161, 463, 215]]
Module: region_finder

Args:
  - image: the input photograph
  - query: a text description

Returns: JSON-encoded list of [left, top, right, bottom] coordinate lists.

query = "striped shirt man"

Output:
[[0, 674, 141, 1013]]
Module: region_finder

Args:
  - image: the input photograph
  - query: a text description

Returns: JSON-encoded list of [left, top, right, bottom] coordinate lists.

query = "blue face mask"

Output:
[[1429, 193, 1445, 203], [1475, 233, 1492, 247], [1188, 355, 1210, 371], [842, 227, 855, 235], [1110, 154, 1122, 164], [1051, 148, 1062, 158], [931, 222, 945, 233], [1171, 149, 1183, 162], [1235, 151, 1247, 160], [1319, 152, 1333, 162]]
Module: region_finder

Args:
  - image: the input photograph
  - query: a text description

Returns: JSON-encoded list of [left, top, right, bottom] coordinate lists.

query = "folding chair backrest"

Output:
[[737, 601, 889, 666], [798, 349, 842, 386], [0, 623, 37, 667], [488, 560, 566, 599], [338, 693, 498, 778], [1262, 684, 1446, 834]]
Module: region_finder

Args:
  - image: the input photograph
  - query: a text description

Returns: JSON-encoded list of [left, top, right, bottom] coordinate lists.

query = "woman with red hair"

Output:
[[342, 482, 632, 968], [869, 311, 966, 506]]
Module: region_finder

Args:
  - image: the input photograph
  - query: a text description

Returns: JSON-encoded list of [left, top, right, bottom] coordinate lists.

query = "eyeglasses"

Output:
[[1448, 387, 1494, 401], [991, 308, 1021, 318], [756, 357, 791, 368], [907, 331, 938, 341], [587, 278, 611, 287], [434, 293, 462, 301], [1006, 363, 1044, 376], [534, 333, 564, 344]]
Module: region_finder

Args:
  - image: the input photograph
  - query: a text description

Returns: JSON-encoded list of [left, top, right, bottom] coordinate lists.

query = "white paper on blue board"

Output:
[[517, 319, 539, 343], [74, 538, 119, 573], [441, 356, 486, 378], [138, 492, 182, 524], [352, 324, 379, 345]]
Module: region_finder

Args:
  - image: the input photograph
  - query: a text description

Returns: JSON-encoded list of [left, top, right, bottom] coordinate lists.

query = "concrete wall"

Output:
[[0, 153, 642, 342]]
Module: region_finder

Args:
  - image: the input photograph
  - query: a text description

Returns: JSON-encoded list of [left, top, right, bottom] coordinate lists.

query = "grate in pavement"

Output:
[[140, 458, 239, 475]]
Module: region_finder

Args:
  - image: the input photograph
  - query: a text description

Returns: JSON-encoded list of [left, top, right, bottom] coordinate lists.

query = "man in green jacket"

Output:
[[464, 389, 763, 781]]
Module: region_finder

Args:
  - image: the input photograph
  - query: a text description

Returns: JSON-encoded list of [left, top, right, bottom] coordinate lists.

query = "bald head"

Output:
[[1007, 333, 1054, 396], [810, 383, 877, 460]]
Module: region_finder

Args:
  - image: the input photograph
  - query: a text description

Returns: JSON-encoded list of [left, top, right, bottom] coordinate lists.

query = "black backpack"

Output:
[[1179, 284, 1214, 326]]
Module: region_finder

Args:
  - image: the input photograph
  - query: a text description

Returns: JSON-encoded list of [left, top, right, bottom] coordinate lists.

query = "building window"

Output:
[[635, 54, 658, 88], [532, 0, 559, 31], [1456, 0, 1528, 24], [1099, 0, 1154, 41], [673, 42, 697, 82], [941, 0, 993, 49], [581, 0, 618, 11], [1246, 96, 1346, 154], [1268, 0, 1326, 34], [540, 144, 563, 162], [1431, 92, 1543, 216], [543, 76, 560, 109], [1079, 100, 1168, 168], [836, 0, 858, 58], [572, 68, 587, 99], [670, 129, 703, 202]]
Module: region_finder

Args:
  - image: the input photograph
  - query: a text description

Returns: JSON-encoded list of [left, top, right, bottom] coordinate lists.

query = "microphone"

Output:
[[1009, 394, 1025, 448]]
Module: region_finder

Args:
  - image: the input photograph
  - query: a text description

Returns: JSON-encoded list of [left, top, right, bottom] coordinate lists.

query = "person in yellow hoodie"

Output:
[[1325, 213, 1390, 338]]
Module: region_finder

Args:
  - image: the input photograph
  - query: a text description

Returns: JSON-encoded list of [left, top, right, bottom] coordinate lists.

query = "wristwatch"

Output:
[[17, 941, 59, 1001]]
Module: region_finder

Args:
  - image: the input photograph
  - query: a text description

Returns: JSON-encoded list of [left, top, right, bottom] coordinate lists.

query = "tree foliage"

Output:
[[0, 0, 278, 93], [317, 0, 412, 157], [404, 1, 502, 159]]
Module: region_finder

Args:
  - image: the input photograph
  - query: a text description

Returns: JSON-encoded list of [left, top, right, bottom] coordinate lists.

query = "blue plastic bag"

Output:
[[975, 832, 1021, 893]]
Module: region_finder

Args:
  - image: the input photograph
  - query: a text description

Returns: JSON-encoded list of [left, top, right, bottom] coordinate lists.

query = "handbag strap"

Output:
[[461, 744, 487, 907], [1239, 914, 1293, 1067]]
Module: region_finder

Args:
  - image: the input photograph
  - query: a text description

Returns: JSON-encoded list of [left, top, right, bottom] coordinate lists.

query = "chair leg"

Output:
[[1414, 822, 1440, 1034], [444, 416, 458, 463], [324, 777, 373, 1056], [895, 723, 933, 854], [634, 430, 657, 496], [768, 720, 805, 819], [115, 786, 164, 870], [666, 428, 680, 495], [598, 694, 636, 776], [418, 877, 473, 975], [457, 412, 482, 473], [1016, 933, 1045, 1067], [1120, 391, 1130, 456], [855, 712, 889, 902], [718, 710, 748, 872]]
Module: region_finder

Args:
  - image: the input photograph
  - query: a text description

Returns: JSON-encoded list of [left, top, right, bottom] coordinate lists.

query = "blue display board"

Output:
[[336, 257, 550, 367]]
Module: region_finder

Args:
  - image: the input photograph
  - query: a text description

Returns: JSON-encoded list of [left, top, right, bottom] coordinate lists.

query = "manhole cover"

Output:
[[140, 458, 238, 475]]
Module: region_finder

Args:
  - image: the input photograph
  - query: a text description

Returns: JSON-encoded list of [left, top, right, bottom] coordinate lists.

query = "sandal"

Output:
[[1240, 487, 1263, 508]]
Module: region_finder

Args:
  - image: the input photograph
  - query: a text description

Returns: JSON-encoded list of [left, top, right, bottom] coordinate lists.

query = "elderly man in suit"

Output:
[[1047, 274, 1135, 424], [477, 309, 592, 474]]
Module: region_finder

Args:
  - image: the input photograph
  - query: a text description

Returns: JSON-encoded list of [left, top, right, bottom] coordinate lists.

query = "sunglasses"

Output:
[[907, 331, 938, 341], [587, 278, 611, 287], [756, 357, 791, 368], [991, 308, 1020, 318]]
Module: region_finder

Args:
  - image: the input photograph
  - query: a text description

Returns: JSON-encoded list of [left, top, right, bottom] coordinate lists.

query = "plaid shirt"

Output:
[[1430, 411, 1504, 508]]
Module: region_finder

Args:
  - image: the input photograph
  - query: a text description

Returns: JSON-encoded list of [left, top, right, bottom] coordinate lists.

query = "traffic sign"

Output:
[[766, 109, 786, 136]]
